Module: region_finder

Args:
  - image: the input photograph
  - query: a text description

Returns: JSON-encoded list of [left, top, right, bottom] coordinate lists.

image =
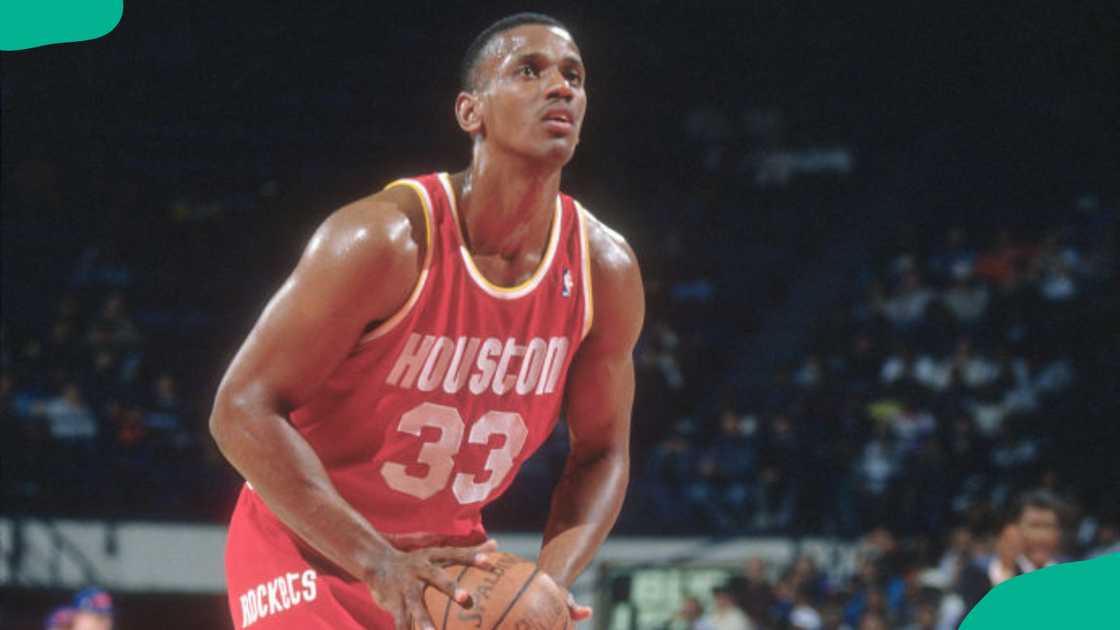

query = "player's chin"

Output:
[[535, 137, 578, 165]]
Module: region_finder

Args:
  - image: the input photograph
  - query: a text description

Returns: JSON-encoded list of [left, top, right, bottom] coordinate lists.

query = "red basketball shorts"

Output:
[[224, 487, 395, 629]]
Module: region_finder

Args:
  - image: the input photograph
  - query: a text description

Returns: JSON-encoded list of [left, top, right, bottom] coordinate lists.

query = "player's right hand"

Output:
[[367, 538, 497, 630]]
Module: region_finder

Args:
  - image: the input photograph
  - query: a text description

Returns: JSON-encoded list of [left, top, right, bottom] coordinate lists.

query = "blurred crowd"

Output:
[[634, 200, 1116, 540], [662, 490, 1118, 630], [1, 246, 232, 519]]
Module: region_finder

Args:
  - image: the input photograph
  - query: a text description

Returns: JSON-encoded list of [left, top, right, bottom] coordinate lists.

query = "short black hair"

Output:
[[1009, 489, 1067, 525], [460, 12, 571, 92]]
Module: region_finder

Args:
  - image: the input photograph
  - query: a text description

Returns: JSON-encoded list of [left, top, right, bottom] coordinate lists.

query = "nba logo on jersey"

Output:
[[562, 268, 573, 297]]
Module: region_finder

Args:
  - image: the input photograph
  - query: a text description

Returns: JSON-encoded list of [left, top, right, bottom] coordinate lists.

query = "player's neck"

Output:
[[455, 152, 560, 260]]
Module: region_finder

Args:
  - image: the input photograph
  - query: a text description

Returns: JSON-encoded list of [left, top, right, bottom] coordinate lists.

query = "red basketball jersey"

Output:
[[240, 172, 594, 551]]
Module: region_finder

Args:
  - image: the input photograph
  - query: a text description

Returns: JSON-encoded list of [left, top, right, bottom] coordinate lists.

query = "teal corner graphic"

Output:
[[961, 553, 1120, 629], [1, 0, 122, 51]]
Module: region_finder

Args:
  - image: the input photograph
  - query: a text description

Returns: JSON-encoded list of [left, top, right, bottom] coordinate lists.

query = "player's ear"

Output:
[[455, 91, 484, 135]]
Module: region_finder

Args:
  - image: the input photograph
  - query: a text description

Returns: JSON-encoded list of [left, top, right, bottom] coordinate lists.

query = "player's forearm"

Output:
[[538, 447, 629, 587], [210, 397, 396, 582]]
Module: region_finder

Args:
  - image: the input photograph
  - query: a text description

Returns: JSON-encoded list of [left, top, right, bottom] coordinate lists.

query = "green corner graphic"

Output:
[[961, 553, 1120, 629], [0, 0, 122, 51]]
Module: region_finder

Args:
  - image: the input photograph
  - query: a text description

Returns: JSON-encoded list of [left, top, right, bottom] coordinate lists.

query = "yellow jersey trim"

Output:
[[356, 178, 434, 345], [437, 172, 562, 300], [575, 201, 595, 342]]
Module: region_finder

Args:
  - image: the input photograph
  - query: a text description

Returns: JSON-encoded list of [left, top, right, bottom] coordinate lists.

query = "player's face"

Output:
[[1018, 506, 1060, 566], [473, 25, 587, 165]]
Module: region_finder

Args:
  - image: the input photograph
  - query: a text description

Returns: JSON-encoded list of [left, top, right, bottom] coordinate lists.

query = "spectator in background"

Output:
[[1038, 257, 1077, 302], [702, 584, 754, 630], [789, 585, 823, 629], [889, 399, 936, 455], [87, 292, 141, 352], [1013, 490, 1065, 572], [855, 425, 898, 527], [1086, 513, 1120, 558], [926, 227, 975, 284], [690, 410, 757, 533], [643, 421, 700, 532], [666, 596, 709, 630], [858, 613, 888, 630], [757, 413, 800, 531], [71, 586, 113, 630], [941, 266, 989, 327], [950, 338, 1001, 390], [736, 558, 775, 624], [145, 372, 185, 437], [44, 607, 76, 630], [40, 382, 98, 442], [972, 228, 1028, 289], [877, 270, 935, 331], [957, 490, 1064, 610]]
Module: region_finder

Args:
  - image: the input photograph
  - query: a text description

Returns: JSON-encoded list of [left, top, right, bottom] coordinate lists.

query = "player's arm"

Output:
[[538, 216, 644, 606], [208, 187, 486, 629]]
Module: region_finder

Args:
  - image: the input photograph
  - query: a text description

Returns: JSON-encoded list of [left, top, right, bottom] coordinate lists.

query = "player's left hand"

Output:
[[566, 592, 593, 622]]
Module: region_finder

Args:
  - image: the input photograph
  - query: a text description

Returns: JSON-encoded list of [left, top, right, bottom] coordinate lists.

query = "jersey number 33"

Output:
[[379, 402, 529, 504]]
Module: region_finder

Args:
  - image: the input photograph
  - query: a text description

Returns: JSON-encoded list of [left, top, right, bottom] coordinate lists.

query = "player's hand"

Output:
[[566, 592, 593, 622], [538, 571, 593, 623], [366, 538, 497, 630]]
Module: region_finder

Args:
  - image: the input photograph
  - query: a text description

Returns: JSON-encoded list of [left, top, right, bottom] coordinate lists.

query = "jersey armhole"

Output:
[[355, 179, 434, 345], [575, 201, 595, 342]]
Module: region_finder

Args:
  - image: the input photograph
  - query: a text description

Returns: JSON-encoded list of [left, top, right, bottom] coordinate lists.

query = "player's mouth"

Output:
[[541, 108, 575, 134]]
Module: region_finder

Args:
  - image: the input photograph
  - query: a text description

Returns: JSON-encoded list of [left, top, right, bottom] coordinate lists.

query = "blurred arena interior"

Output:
[[2, 1, 1118, 629]]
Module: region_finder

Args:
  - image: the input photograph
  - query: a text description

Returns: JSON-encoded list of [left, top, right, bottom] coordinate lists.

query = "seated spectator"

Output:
[[86, 292, 141, 352], [891, 400, 936, 455], [941, 268, 989, 326], [878, 271, 935, 330], [793, 354, 824, 389], [40, 382, 98, 441], [1038, 257, 1077, 302], [949, 338, 1001, 389], [145, 372, 185, 437], [689, 411, 757, 532], [736, 558, 775, 623], [702, 584, 755, 630], [879, 346, 915, 386], [789, 585, 823, 629], [642, 423, 699, 532], [853, 428, 899, 532], [926, 227, 976, 284], [757, 414, 800, 530], [665, 596, 708, 630], [972, 228, 1031, 288]]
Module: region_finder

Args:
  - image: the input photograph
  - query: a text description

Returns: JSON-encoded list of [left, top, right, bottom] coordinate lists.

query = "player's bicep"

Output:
[[216, 202, 417, 412], [564, 343, 636, 457], [564, 225, 644, 456]]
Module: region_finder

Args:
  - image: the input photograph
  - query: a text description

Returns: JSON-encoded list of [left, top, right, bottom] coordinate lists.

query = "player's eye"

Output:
[[519, 64, 538, 78], [565, 70, 583, 86]]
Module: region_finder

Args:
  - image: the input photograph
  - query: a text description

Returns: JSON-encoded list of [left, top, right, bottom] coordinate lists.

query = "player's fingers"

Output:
[[405, 586, 438, 630], [386, 592, 409, 630], [420, 564, 473, 609], [567, 592, 593, 621], [428, 539, 498, 569]]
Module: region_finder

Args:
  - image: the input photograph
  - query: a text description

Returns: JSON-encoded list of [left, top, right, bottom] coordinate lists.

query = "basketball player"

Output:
[[210, 13, 643, 630]]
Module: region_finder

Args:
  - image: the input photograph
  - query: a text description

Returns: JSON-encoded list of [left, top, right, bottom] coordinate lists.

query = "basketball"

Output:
[[422, 552, 570, 630]]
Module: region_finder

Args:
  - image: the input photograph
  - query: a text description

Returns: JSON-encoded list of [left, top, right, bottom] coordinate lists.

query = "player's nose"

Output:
[[544, 68, 574, 101]]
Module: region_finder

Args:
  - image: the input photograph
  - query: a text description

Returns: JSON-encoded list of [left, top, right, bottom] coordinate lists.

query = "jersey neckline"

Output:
[[436, 172, 563, 300]]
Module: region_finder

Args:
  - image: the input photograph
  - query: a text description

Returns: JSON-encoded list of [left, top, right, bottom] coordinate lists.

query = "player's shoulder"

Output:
[[574, 202, 644, 344], [575, 202, 640, 286], [309, 183, 427, 272]]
